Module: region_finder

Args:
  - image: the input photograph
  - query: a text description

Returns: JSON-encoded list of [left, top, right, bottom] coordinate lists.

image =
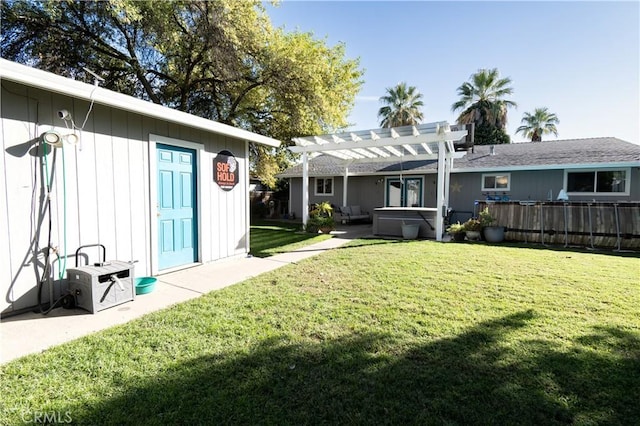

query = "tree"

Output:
[[377, 82, 424, 128], [516, 107, 559, 142], [451, 68, 516, 145], [1, 0, 364, 186]]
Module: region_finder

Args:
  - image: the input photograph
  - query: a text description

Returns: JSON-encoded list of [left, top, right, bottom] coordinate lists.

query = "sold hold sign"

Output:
[[213, 150, 238, 191]]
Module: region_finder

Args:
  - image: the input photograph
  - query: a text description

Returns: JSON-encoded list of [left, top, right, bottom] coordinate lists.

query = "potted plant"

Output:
[[401, 221, 420, 240], [463, 218, 482, 241], [446, 222, 466, 242], [479, 207, 505, 243], [307, 201, 335, 234]]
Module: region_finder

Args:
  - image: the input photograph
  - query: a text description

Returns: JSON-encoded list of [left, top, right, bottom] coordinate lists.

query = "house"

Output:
[[0, 59, 280, 316], [279, 135, 640, 224]]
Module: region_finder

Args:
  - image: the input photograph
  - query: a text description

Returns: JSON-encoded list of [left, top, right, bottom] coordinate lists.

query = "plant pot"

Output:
[[465, 230, 481, 241], [401, 223, 420, 240], [483, 226, 505, 243], [319, 226, 333, 234]]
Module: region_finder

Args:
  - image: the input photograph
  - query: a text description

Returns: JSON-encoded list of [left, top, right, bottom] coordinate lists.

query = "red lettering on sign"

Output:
[[216, 171, 236, 184]]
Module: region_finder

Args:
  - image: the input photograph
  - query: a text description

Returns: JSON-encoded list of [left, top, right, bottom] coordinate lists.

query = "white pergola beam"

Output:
[[402, 144, 418, 155], [324, 150, 355, 160], [347, 151, 466, 164], [353, 148, 378, 158], [369, 147, 391, 157], [289, 130, 467, 153], [385, 146, 403, 157], [420, 143, 433, 154]]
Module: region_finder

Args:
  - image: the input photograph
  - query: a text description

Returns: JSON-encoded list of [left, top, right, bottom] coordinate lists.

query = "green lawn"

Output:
[[249, 219, 332, 257], [1, 240, 639, 425]]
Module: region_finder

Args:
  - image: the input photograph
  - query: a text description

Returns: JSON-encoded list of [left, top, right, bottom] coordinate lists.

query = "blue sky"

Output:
[[265, 1, 639, 144]]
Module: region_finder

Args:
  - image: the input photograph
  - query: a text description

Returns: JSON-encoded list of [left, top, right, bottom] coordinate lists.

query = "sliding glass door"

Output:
[[385, 177, 423, 207]]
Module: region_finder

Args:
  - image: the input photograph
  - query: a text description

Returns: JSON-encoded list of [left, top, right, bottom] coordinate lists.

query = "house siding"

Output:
[[1, 80, 250, 314], [288, 166, 639, 221]]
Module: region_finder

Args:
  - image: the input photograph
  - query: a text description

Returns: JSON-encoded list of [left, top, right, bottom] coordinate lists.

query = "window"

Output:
[[482, 173, 510, 191], [566, 169, 629, 195], [385, 177, 423, 207], [314, 177, 333, 196]]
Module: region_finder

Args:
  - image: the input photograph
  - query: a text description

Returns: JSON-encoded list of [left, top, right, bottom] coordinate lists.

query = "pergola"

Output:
[[289, 121, 468, 241]]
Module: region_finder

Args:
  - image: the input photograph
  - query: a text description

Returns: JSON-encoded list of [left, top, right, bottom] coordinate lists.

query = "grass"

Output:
[[1, 240, 639, 425], [249, 219, 332, 257]]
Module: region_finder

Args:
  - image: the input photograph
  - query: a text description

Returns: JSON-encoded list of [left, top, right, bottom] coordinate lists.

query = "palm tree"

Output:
[[516, 107, 559, 141], [378, 82, 424, 128], [451, 68, 516, 144]]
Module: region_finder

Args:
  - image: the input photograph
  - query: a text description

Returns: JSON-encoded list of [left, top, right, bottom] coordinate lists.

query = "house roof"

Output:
[[278, 137, 640, 177], [0, 59, 280, 147]]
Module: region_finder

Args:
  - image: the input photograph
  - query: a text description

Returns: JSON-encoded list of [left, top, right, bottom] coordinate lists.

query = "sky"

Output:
[[264, 1, 640, 144]]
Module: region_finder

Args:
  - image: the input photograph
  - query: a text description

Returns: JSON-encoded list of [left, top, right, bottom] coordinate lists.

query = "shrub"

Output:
[[463, 218, 482, 232], [446, 222, 465, 234], [479, 207, 496, 227]]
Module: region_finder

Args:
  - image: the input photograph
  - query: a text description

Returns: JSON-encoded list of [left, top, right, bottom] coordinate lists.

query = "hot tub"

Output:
[[373, 207, 438, 239]]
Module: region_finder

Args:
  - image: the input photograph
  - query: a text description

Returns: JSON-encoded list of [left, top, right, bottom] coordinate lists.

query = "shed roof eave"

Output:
[[0, 59, 280, 148]]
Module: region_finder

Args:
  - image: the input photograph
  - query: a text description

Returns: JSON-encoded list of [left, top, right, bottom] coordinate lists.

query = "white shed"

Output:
[[0, 59, 280, 316]]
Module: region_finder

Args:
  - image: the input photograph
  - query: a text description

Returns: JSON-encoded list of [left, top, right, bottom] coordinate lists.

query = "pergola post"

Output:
[[302, 152, 309, 227], [342, 166, 349, 207], [436, 140, 446, 241], [444, 149, 453, 212]]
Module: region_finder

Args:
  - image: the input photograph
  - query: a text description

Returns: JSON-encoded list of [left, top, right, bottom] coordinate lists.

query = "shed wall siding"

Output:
[[1, 81, 249, 314]]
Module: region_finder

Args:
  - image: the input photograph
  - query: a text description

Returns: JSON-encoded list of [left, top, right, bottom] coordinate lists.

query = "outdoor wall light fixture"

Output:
[[42, 130, 63, 148], [376, 178, 384, 185], [42, 130, 79, 148]]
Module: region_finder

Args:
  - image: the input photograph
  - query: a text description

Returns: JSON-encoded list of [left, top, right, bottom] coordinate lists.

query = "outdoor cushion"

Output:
[[351, 206, 362, 215], [341, 206, 352, 215]]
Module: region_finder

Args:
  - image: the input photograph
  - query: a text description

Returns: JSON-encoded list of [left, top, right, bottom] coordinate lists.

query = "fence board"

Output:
[[478, 201, 640, 250]]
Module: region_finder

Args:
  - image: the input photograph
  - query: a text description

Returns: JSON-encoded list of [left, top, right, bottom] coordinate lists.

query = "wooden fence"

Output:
[[477, 201, 640, 250]]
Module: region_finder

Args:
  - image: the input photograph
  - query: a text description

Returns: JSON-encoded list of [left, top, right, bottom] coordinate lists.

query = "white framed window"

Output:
[[482, 173, 510, 191], [314, 177, 334, 196], [565, 168, 630, 196]]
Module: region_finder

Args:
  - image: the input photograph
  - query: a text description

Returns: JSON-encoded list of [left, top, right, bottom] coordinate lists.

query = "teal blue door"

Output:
[[157, 144, 198, 270]]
